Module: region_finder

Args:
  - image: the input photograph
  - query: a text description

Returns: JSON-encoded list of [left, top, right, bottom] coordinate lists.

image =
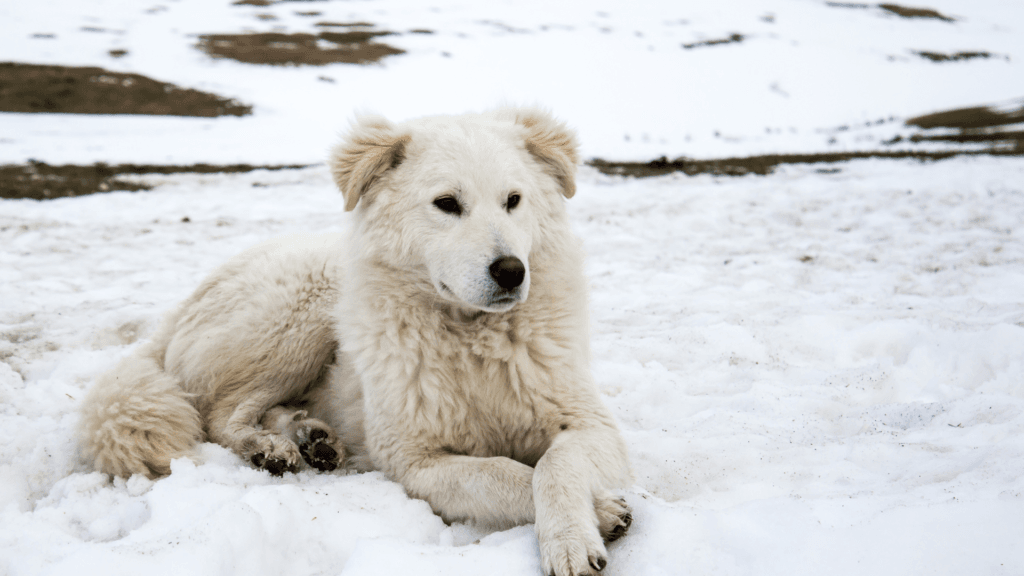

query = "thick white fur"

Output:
[[79, 108, 633, 576]]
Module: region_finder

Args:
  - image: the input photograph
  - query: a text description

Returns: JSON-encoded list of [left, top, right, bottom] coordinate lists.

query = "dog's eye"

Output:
[[433, 196, 462, 215], [506, 193, 521, 212]]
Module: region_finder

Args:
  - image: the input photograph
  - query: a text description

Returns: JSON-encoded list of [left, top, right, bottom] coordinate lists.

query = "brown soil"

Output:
[[682, 34, 744, 50], [902, 98, 1024, 149], [878, 3, 955, 21], [906, 99, 1024, 129], [0, 162, 308, 200], [589, 151, 995, 178], [914, 51, 992, 62], [587, 148, 1021, 178], [907, 130, 1024, 145], [593, 98, 1024, 178], [195, 31, 404, 65], [0, 63, 251, 116]]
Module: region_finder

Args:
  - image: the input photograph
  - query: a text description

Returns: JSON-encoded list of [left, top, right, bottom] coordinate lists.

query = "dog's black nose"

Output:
[[489, 256, 525, 290]]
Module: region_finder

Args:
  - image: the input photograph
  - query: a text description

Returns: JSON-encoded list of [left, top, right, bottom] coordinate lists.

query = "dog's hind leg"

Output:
[[205, 393, 308, 476], [260, 405, 344, 472]]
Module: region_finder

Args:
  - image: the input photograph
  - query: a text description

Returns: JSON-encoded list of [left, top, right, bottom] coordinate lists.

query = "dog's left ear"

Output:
[[502, 108, 580, 199], [329, 115, 411, 211]]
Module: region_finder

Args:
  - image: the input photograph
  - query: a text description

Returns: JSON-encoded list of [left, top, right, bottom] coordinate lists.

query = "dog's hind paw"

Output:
[[299, 428, 341, 471], [251, 452, 298, 476], [296, 424, 343, 472]]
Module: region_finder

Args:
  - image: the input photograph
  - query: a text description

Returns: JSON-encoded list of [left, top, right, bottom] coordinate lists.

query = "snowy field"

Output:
[[3, 0, 1024, 575]]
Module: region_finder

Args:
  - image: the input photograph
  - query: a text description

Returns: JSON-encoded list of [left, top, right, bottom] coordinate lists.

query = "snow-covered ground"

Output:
[[3, 0, 1024, 164], [2, 0, 1024, 575]]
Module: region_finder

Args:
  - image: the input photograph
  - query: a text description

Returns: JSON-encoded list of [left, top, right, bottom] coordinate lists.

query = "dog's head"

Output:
[[328, 107, 579, 314]]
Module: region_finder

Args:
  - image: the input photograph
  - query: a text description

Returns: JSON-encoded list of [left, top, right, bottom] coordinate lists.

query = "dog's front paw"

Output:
[[297, 426, 343, 472], [539, 524, 608, 576], [595, 493, 632, 543]]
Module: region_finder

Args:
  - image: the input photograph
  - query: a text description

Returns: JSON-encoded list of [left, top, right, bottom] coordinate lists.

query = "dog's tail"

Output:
[[78, 342, 203, 478]]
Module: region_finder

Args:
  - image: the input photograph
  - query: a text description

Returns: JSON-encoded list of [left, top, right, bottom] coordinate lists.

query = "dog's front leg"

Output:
[[533, 426, 631, 576], [398, 453, 537, 528]]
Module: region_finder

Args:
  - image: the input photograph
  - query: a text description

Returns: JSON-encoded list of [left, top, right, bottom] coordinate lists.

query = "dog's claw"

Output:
[[589, 556, 607, 571], [604, 511, 632, 543]]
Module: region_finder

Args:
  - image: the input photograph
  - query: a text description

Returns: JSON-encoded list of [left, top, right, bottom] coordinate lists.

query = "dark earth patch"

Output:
[[108, 49, 129, 58], [0, 162, 308, 200], [588, 149, 1021, 178], [682, 33, 744, 50], [898, 98, 1024, 149], [195, 31, 404, 65], [914, 51, 993, 62], [590, 151, 996, 178], [826, 3, 955, 21], [878, 3, 955, 21], [906, 99, 1024, 129], [905, 130, 1024, 146], [0, 62, 251, 116], [592, 99, 1024, 178], [317, 30, 394, 44]]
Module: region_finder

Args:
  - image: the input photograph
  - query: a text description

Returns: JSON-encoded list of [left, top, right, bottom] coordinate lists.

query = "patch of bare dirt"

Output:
[[907, 99, 1024, 129], [878, 3, 955, 21], [586, 150, 1012, 178], [898, 98, 1024, 149], [195, 31, 404, 65], [827, 3, 956, 21], [315, 21, 375, 28], [0, 62, 251, 116], [592, 98, 1024, 178], [0, 162, 308, 200], [682, 34, 744, 50], [914, 51, 994, 62]]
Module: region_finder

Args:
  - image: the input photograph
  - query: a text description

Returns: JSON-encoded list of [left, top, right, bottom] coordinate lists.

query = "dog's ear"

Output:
[[502, 108, 580, 199], [329, 115, 411, 211]]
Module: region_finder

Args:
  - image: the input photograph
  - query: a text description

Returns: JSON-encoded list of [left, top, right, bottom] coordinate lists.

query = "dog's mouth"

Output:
[[437, 281, 522, 313], [487, 294, 519, 309]]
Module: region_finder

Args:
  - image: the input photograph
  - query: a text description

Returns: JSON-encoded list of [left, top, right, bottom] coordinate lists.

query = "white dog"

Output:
[[79, 108, 633, 576]]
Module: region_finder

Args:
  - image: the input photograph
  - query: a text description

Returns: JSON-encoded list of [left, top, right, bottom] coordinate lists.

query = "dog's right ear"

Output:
[[329, 115, 411, 211]]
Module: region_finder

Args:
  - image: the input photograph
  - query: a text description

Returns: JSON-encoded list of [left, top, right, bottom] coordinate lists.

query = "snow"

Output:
[[3, 0, 1024, 163], [2, 0, 1024, 575]]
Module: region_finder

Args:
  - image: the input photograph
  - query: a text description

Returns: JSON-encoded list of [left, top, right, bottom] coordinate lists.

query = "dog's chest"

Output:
[[422, 322, 561, 465]]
